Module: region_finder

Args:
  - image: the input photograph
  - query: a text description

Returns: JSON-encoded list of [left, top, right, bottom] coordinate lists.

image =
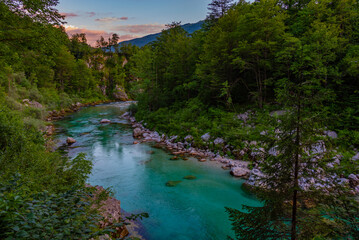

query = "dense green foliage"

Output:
[[0, 1, 139, 239], [129, 0, 359, 146], [126, 0, 359, 238]]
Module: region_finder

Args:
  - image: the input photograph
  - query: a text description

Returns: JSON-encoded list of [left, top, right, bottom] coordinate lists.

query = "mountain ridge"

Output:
[[118, 20, 204, 48]]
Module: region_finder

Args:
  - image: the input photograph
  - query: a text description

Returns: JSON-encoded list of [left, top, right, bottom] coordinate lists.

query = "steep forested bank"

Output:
[[0, 1, 137, 239], [126, 0, 359, 239]]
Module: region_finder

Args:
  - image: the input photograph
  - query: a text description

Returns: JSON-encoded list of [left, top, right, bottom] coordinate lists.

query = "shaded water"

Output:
[[55, 102, 261, 240]]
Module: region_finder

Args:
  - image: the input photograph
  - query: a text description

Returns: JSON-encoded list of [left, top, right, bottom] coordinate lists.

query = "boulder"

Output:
[[22, 99, 30, 104], [166, 181, 182, 187], [354, 185, 359, 195], [250, 148, 265, 158], [100, 119, 111, 124], [348, 174, 359, 187], [333, 155, 342, 165], [201, 133, 211, 142], [311, 140, 326, 154], [249, 141, 257, 146], [268, 146, 278, 156], [230, 167, 251, 178], [23, 99, 43, 108], [45, 125, 55, 136], [237, 112, 250, 122], [183, 175, 197, 180], [214, 138, 224, 145], [324, 130, 338, 139], [337, 178, 349, 185], [352, 152, 359, 161], [30, 101, 43, 108], [113, 85, 129, 101], [133, 128, 143, 138], [169, 135, 178, 143], [246, 168, 266, 187], [184, 135, 193, 142], [66, 137, 76, 145]]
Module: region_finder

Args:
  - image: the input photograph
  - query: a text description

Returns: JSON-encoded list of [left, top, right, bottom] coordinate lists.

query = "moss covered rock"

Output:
[[183, 175, 197, 180], [166, 181, 182, 187]]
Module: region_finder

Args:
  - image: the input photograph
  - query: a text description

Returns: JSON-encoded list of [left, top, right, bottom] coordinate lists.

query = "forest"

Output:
[[0, 0, 358, 239], [127, 0, 359, 239]]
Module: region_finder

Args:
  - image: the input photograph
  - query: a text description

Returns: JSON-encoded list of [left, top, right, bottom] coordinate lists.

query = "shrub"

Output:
[[128, 102, 138, 116]]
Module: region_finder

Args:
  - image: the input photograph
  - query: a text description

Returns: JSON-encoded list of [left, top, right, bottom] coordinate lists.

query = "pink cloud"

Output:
[[61, 12, 78, 18], [95, 17, 128, 22], [111, 24, 165, 34], [65, 26, 112, 46]]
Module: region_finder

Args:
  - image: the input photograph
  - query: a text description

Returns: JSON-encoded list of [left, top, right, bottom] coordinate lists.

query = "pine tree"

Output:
[[207, 0, 234, 21]]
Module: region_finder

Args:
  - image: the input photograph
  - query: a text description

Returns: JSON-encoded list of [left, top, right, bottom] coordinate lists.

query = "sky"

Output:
[[57, 0, 212, 46]]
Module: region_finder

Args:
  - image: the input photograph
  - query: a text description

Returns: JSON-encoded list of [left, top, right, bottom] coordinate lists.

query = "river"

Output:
[[54, 102, 261, 240]]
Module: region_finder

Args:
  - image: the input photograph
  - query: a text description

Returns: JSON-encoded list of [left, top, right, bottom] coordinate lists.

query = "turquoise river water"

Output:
[[55, 102, 261, 240]]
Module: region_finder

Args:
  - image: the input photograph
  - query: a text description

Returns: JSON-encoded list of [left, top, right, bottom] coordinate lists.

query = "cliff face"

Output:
[[113, 85, 129, 101]]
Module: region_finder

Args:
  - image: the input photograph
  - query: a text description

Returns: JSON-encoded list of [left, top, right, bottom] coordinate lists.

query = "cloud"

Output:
[[64, 25, 140, 46], [64, 26, 111, 46], [95, 17, 128, 22], [111, 24, 165, 34], [86, 12, 96, 17], [61, 12, 79, 18]]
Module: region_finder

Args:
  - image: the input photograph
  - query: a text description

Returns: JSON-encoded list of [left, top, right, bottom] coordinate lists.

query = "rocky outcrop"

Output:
[[214, 138, 224, 145], [246, 168, 266, 187], [89, 185, 129, 239], [352, 152, 359, 161], [23, 99, 43, 108], [45, 125, 55, 136], [184, 135, 193, 142], [113, 85, 129, 101], [230, 167, 251, 178], [100, 119, 111, 124], [201, 133, 211, 142], [66, 137, 76, 145], [348, 174, 359, 187], [324, 130, 338, 139], [133, 128, 143, 138]]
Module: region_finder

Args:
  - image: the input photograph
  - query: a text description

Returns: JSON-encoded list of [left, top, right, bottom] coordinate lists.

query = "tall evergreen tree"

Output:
[[207, 0, 234, 21]]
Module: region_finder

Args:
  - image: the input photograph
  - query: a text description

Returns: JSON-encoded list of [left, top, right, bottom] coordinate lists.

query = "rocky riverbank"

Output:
[[121, 111, 359, 196], [122, 112, 255, 177]]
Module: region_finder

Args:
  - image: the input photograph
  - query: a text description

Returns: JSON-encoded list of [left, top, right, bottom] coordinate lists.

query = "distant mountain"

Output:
[[118, 21, 204, 48]]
